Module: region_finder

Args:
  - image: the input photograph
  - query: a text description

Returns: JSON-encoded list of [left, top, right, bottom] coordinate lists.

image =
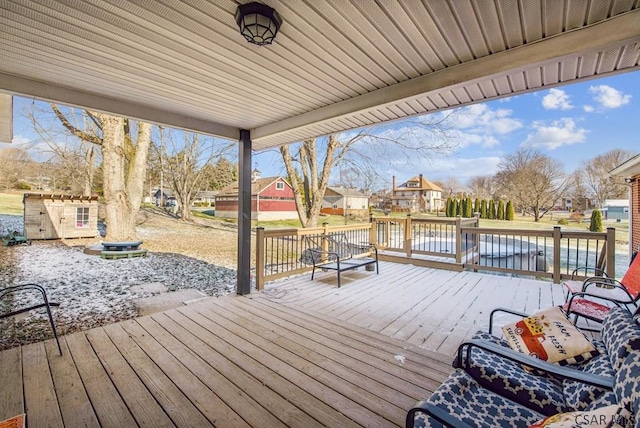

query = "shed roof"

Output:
[[23, 193, 98, 202]]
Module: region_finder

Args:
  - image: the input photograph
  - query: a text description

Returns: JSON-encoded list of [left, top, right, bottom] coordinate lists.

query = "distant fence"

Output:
[[255, 216, 616, 289]]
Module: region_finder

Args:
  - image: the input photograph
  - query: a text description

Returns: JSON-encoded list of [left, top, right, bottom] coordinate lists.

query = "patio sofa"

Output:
[[406, 306, 640, 427]]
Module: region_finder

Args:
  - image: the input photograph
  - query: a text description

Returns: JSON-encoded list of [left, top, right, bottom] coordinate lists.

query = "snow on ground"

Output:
[[0, 214, 237, 349]]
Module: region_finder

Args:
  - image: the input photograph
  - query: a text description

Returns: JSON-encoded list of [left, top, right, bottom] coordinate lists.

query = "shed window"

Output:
[[76, 207, 90, 228], [276, 182, 284, 190]]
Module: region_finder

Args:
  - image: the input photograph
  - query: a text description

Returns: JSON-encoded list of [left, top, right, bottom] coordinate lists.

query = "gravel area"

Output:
[[0, 212, 239, 350]]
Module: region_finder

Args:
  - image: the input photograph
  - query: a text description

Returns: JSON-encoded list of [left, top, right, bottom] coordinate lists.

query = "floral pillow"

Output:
[[529, 405, 634, 428], [502, 306, 598, 365]]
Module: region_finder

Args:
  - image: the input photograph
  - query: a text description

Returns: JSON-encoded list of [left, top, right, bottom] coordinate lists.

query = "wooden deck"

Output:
[[263, 261, 568, 356], [1, 262, 570, 427]]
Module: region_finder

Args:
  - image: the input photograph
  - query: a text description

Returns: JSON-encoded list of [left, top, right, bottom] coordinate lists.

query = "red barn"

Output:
[[215, 175, 298, 221]]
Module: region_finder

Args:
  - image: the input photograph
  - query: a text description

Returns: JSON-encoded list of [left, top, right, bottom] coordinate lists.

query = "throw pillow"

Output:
[[502, 306, 598, 365], [528, 405, 633, 428]]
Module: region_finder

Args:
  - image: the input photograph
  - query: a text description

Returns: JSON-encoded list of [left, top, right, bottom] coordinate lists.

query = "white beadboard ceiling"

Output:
[[1, 0, 639, 150]]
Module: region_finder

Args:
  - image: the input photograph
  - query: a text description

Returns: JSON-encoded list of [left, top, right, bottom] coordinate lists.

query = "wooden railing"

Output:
[[255, 223, 373, 290], [372, 215, 479, 263], [459, 226, 615, 282], [255, 216, 616, 289]]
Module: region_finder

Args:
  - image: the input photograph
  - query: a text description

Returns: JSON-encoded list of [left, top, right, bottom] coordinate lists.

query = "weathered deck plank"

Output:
[[1, 263, 567, 427]]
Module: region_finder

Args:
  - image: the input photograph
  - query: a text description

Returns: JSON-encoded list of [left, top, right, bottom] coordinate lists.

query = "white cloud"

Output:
[[11, 135, 30, 145], [523, 118, 587, 150], [542, 88, 573, 110], [454, 104, 523, 135], [428, 156, 503, 179], [589, 85, 631, 109], [583, 105, 594, 113]]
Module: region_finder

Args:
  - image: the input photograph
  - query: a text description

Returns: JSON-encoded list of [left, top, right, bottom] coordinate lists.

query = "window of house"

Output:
[[624, 207, 629, 213], [276, 182, 284, 190], [332, 204, 338, 209], [76, 207, 90, 228]]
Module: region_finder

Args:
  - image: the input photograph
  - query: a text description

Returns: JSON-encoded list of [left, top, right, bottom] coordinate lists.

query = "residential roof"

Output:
[[326, 186, 369, 198], [216, 177, 290, 197], [610, 154, 640, 178], [398, 177, 443, 192]]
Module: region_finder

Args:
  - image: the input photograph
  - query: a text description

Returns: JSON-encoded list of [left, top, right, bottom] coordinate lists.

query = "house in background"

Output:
[[153, 188, 176, 207], [391, 174, 443, 213], [193, 190, 218, 206], [611, 154, 640, 258], [215, 171, 297, 221], [321, 186, 370, 218], [603, 199, 630, 220]]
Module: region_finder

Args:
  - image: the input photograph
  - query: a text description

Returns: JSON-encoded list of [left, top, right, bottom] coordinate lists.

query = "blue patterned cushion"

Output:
[[465, 332, 567, 415], [614, 351, 640, 417], [562, 352, 616, 410], [601, 307, 640, 370], [411, 370, 544, 428]]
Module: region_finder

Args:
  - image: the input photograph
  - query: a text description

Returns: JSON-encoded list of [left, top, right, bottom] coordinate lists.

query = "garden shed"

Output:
[[23, 193, 99, 240]]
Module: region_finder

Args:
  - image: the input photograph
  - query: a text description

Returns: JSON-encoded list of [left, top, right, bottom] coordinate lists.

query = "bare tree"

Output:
[[26, 105, 101, 195], [435, 177, 466, 199], [0, 146, 31, 189], [280, 116, 458, 227], [580, 149, 634, 207], [466, 176, 495, 200], [53, 104, 152, 240], [496, 148, 570, 221], [160, 130, 232, 220]]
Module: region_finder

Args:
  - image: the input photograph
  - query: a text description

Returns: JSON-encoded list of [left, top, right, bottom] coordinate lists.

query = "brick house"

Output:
[[215, 172, 297, 221], [610, 154, 640, 258], [391, 174, 443, 213]]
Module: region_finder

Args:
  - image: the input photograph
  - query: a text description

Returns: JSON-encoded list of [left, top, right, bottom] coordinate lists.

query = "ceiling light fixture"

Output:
[[235, 2, 282, 46]]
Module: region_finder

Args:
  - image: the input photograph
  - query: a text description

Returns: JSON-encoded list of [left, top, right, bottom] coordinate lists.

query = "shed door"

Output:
[[46, 204, 65, 239]]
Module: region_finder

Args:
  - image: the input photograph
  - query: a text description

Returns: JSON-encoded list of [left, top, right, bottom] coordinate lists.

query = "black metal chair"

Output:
[[0, 283, 62, 355]]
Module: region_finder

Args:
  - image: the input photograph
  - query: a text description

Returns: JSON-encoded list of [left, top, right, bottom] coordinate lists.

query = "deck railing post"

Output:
[[606, 227, 616, 278], [553, 226, 561, 283], [322, 222, 330, 261], [405, 214, 412, 257], [455, 217, 462, 264], [369, 215, 377, 246], [256, 227, 265, 290]]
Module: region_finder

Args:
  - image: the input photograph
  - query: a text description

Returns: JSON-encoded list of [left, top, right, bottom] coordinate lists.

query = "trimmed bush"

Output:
[[474, 198, 481, 216], [497, 200, 505, 220], [480, 199, 487, 219], [589, 209, 603, 232], [557, 218, 569, 225], [488, 199, 496, 220], [505, 200, 514, 221], [465, 196, 473, 218]]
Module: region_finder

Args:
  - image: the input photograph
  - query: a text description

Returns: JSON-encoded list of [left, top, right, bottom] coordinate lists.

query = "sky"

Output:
[[254, 70, 639, 187], [5, 70, 639, 190]]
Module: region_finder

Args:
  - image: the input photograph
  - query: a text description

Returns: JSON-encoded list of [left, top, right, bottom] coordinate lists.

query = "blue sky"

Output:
[[6, 70, 639, 189], [255, 71, 639, 187]]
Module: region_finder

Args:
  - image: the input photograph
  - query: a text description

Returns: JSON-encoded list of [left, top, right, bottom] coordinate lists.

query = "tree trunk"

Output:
[[101, 116, 151, 240]]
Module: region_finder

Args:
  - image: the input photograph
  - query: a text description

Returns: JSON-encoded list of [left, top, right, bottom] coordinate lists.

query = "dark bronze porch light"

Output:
[[235, 2, 282, 46]]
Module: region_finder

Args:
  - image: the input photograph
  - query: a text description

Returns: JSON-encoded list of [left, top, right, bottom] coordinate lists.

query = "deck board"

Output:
[[1, 262, 570, 427]]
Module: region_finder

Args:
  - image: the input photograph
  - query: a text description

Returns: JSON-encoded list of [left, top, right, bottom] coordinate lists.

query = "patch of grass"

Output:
[[0, 193, 23, 215]]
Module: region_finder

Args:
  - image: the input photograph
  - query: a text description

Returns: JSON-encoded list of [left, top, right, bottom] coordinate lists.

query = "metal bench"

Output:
[[304, 233, 378, 288]]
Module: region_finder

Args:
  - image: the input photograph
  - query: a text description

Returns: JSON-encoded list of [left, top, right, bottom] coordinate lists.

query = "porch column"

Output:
[[237, 129, 252, 295]]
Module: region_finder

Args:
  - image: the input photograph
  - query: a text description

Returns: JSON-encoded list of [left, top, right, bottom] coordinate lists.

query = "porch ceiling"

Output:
[[1, 1, 639, 150]]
